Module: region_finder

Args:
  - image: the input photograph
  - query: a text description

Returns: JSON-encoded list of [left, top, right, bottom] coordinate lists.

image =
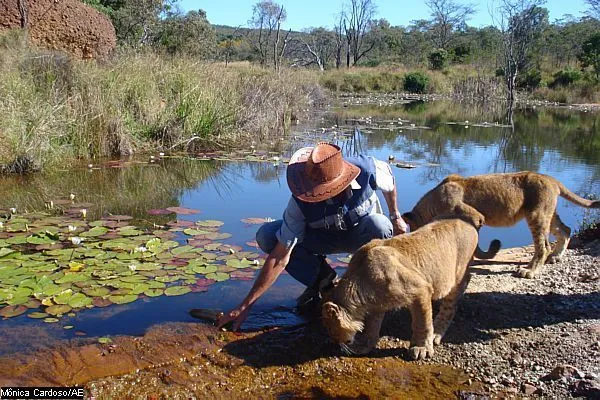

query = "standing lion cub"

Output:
[[321, 210, 489, 360], [402, 172, 600, 278]]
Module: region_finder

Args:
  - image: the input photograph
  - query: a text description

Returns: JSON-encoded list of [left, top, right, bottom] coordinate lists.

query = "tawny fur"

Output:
[[321, 212, 482, 360], [402, 171, 600, 278]]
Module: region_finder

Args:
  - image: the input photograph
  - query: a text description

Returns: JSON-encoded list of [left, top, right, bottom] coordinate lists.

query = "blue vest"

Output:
[[294, 155, 377, 230]]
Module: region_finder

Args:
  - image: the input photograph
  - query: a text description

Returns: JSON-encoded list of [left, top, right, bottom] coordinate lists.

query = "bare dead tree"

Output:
[[426, 0, 476, 49], [342, 0, 376, 67], [289, 28, 337, 70], [334, 13, 345, 69], [491, 0, 547, 104], [248, 0, 287, 68]]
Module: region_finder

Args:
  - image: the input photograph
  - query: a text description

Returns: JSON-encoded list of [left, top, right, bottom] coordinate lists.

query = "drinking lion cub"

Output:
[[402, 172, 600, 278], [321, 210, 488, 360]]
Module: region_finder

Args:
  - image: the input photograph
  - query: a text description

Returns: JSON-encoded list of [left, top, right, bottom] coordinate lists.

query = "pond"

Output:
[[0, 99, 598, 359]]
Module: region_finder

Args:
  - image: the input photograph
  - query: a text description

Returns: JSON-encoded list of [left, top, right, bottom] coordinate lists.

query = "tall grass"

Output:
[[0, 30, 322, 171]]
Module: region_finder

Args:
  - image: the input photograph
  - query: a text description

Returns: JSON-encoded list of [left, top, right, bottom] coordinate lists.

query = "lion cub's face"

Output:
[[321, 301, 362, 346]]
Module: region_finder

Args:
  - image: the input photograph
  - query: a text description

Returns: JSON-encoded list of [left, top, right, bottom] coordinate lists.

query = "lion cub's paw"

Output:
[[433, 333, 443, 346], [546, 255, 563, 264], [517, 267, 537, 279], [408, 345, 434, 360]]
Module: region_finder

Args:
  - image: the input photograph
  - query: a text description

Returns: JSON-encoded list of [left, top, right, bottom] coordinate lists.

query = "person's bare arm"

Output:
[[382, 183, 408, 235], [216, 241, 292, 331]]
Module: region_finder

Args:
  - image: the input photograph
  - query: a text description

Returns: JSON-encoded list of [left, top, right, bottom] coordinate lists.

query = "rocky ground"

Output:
[[380, 238, 600, 399], [1, 237, 597, 399]]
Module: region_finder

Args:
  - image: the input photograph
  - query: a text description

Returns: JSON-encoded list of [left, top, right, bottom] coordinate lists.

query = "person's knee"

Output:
[[255, 221, 281, 253], [363, 214, 393, 239]]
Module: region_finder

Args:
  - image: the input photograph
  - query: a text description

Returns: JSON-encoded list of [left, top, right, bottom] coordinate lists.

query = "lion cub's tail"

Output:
[[555, 179, 600, 208], [474, 239, 501, 259]]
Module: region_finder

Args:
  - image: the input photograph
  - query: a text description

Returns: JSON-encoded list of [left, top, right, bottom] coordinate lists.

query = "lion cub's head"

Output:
[[321, 281, 365, 348]]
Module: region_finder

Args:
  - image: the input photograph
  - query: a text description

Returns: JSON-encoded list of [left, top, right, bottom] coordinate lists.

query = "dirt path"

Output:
[[1, 241, 598, 399]]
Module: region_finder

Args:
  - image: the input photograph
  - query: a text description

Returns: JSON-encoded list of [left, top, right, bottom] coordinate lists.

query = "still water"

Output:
[[0, 99, 598, 354]]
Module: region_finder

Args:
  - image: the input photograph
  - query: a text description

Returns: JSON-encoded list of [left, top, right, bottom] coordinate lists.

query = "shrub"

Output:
[[550, 68, 582, 88], [428, 49, 449, 70], [517, 69, 542, 91], [403, 71, 429, 94]]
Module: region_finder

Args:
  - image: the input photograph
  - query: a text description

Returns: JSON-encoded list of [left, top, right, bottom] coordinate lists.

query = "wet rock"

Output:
[[521, 383, 538, 395], [542, 364, 584, 381], [569, 378, 600, 399]]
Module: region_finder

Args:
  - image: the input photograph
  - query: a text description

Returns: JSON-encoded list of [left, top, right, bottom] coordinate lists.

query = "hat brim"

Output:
[[286, 147, 360, 203]]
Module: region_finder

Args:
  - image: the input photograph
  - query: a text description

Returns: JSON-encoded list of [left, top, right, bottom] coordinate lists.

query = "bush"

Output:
[[517, 69, 542, 91], [495, 68, 505, 77], [428, 49, 449, 70], [403, 71, 429, 94], [550, 68, 582, 88]]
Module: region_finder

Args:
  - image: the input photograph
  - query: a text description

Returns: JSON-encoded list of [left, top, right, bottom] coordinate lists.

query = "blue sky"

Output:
[[182, 0, 590, 30]]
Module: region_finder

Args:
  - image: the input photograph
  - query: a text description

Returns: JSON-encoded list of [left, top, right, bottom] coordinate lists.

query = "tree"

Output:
[[425, 0, 476, 50], [218, 27, 243, 67], [290, 28, 337, 70], [491, 0, 548, 103], [342, 0, 377, 67], [248, 0, 289, 70], [580, 32, 600, 78], [154, 9, 216, 58], [585, 0, 600, 19]]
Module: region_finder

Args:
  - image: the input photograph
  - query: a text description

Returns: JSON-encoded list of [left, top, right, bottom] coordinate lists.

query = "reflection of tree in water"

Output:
[[0, 158, 227, 218], [246, 161, 285, 183]]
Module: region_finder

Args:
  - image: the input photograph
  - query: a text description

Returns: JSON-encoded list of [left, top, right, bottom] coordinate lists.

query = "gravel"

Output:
[[380, 239, 600, 399]]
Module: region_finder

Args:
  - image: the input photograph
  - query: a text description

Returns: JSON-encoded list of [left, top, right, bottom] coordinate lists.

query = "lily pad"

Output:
[[46, 304, 72, 316], [164, 286, 191, 296], [98, 337, 113, 344], [92, 297, 112, 307], [80, 226, 109, 237], [44, 317, 60, 323], [143, 288, 164, 297], [28, 312, 49, 319], [68, 293, 92, 308], [166, 207, 200, 215], [147, 209, 174, 215], [108, 294, 138, 304], [205, 272, 230, 282], [0, 305, 27, 318], [195, 220, 224, 228], [84, 287, 110, 297], [241, 217, 271, 224], [191, 264, 218, 274]]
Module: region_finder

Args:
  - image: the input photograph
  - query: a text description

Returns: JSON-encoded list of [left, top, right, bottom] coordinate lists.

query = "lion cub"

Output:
[[321, 211, 486, 360], [402, 172, 600, 278]]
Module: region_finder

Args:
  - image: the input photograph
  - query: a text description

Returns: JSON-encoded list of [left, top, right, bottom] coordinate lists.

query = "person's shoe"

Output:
[[296, 262, 337, 316]]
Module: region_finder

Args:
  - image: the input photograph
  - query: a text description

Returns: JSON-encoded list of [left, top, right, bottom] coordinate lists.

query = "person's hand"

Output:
[[392, 216, 408, 236], [216, 306, 251, 331]]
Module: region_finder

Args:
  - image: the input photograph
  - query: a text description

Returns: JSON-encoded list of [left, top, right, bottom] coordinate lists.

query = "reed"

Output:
[[0, 31, 321, 172]]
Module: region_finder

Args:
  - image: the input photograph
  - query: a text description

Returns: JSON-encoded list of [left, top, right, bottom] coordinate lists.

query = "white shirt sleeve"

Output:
[[275, 196, 306, 249], [372, 158, 395, 192]]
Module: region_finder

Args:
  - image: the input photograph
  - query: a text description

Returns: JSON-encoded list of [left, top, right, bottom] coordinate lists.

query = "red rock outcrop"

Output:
[[0, 0, 116, 59]]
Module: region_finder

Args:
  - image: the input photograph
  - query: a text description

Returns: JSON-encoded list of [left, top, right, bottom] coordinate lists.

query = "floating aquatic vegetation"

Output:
[[0, 210, 264, 320]]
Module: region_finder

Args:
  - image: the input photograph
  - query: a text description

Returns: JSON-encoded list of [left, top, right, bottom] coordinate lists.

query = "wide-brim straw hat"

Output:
[[286, 142, 360, 203]]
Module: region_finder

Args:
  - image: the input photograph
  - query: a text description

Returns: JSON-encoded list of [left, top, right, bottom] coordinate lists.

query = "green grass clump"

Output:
[[0, 30, 320, 171]]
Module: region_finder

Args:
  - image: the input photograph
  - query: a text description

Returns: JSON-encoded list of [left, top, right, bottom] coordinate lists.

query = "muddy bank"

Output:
[[1, 241, 598, 399]]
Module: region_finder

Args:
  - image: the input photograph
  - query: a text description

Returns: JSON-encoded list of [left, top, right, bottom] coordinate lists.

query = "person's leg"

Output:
[[255, 220, 332, 287], [347, 214, 394, 250]]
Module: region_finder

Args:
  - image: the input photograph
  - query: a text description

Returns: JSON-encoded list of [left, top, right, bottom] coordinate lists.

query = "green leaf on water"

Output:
[[195, 220, 224, 228], [98, 337, 112, 344], [68, 293, 92, 308], [108, 294, 138, 304], [83, 287, 110, 297], [44, 317, 59, 323], [192, 264, 217, 274], [28, 312, 49, 319], [164, 286, 191, 296], [205, 272, 230, 282], [80, 226, 109, 237], [46, 304, 72, 316], [143, 289, 163, 297], [183, 228, 210, 236]]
